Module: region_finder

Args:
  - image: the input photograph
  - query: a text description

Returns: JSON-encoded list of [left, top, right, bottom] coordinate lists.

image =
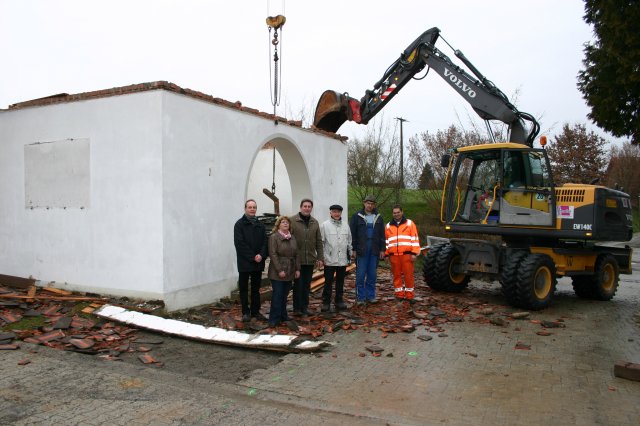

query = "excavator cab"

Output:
[[442, 143, 556, 235]]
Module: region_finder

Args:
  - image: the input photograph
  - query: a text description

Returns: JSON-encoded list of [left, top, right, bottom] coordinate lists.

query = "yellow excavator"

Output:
[[313, 27, 633, 310]]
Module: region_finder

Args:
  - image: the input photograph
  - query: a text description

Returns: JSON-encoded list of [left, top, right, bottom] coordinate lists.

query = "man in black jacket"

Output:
[[233, 199, 268, 322]]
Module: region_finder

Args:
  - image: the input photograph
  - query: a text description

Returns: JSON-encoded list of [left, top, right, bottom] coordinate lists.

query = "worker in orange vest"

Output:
[[385, 204, 421, 301]]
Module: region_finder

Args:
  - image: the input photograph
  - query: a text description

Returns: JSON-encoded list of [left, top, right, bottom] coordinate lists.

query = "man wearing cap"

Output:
[[349, 195, 385, 304], [320, 204, 352, 312], [385, 204, 421, 302]]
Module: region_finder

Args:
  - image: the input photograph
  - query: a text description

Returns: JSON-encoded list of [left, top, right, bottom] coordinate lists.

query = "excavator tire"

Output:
[[499, 250, 529, 307], [432, 243, 470, 292], [572, 254, 619, 301], [571, 276, 595, 299], [423, 243, 446, 290], [516, 253, 556, 310]]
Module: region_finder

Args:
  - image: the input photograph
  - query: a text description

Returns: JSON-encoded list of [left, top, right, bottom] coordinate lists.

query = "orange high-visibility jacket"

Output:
[[385, 218, 420, 256]]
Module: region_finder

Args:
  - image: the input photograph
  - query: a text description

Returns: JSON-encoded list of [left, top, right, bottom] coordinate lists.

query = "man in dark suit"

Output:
[[233, 199, 268, 322]]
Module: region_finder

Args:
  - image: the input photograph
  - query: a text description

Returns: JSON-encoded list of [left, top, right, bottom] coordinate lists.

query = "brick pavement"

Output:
[[241, 248, 640, 425], [0, 343, 375, 425]]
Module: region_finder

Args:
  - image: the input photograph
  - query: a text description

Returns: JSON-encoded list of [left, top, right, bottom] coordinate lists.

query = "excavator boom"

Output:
[[313, 27, 539, 146]]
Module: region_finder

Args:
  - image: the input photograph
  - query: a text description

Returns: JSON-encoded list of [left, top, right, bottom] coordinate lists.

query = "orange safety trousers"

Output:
[[389, 254, 415, 299]]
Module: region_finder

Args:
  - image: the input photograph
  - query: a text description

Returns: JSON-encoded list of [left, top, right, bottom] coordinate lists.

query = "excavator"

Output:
[[313, 27, 633, 310]]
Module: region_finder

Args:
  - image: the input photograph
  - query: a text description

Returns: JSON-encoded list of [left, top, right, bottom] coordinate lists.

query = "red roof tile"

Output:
[[6, 81, 347, 141]]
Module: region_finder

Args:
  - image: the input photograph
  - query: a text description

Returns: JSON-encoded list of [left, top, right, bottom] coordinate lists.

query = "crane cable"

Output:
[[266, 1, 286, 117], [266, 1, 286, 194]]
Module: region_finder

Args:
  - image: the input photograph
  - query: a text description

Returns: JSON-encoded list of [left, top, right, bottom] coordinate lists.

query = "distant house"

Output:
[[0, 81, 348, 310]]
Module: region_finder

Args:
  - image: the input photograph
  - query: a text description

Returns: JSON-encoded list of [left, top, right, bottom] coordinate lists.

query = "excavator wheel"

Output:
[[432, 243, 470, 292], [571, 276, 595, 299], [572, 254, 619, 301], [516, 253, 556, 310], [423, 243, 446, 290], [499, 250, 529, 307]]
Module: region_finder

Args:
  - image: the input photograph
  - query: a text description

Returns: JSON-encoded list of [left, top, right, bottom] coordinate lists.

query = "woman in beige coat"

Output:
[[268, 216, 300, 327]]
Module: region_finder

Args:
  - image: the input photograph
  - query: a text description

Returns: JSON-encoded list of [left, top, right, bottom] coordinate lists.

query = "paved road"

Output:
[[2, 238, 639, 425]]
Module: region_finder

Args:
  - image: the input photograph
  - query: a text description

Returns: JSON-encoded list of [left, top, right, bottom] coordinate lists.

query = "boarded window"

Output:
[[24, 138, 90, 209]]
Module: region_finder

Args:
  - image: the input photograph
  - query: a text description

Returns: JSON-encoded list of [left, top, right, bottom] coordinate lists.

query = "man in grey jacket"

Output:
[[290, 198, 324, 316], [320, 204, 352, 312]]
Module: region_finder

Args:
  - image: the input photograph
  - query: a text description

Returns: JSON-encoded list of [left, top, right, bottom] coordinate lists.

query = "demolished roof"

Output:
[[4, 80, 347, 141]]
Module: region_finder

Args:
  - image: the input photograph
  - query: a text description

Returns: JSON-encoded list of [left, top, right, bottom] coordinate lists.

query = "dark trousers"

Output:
[[269, 280, 291, 325], [293, 264, 314, 312], [238, 271, 262, 315], [322, 265, 347, 305]]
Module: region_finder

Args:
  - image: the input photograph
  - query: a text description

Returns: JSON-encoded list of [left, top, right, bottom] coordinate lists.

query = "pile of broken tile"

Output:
[[1, 268, 569, 360], [0, 283, 168, 365], [206, 269, 473, 337]]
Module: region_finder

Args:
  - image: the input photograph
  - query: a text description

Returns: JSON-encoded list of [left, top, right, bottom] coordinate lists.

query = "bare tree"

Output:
[[283, 95, 317, 128], [406, 125, 485, 188], [347, 115, 399, 208]]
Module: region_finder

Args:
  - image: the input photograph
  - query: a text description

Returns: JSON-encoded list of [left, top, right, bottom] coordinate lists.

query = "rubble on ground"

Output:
[[0, 268, 566, 361]]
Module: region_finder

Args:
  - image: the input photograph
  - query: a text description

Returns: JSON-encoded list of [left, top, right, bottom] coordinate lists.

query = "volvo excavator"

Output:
[[313, 27, 633, 310]]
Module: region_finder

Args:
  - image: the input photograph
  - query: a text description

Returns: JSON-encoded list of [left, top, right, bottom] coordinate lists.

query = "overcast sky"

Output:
[[1, 0, 620, 145]]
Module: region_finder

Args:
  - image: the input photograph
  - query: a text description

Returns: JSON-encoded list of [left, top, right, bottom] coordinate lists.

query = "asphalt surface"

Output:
[[2, 235, 639, 425]]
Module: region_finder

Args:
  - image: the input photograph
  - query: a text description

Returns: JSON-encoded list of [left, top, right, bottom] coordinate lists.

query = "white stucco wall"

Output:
[[0, 88, 348, 310], [160, 91, 348, 309], [0, 92, 164, 299]]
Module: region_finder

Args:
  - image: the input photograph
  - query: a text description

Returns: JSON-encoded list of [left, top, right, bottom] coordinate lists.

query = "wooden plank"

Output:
[[26, 285, 37, 303], [0, 274, 36, 290], [42, 287, 73, 296], [0, 294, 106, 302], [310, 264, 356, 293]]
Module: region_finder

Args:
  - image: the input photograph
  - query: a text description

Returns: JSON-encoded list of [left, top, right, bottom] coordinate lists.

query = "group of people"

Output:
[[233, 196, 421, 328]]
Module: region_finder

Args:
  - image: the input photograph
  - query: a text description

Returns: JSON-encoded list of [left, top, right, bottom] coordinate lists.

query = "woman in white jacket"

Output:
[[320, 204, 353, 312]]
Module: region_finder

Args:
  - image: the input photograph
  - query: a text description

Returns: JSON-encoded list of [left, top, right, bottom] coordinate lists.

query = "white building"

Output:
[[0, 81, 348, 310]]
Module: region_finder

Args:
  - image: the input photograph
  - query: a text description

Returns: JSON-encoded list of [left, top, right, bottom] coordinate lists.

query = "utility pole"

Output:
[[395, 117, 408, 189]]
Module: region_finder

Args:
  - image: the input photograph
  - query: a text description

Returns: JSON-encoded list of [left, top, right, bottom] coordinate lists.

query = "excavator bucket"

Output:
[[313, 90, 361, 133]]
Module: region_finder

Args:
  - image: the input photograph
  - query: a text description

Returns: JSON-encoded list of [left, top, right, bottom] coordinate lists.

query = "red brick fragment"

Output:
[[18, 359, 31, 365], [41, 305, 61, 316], [614, 361, 640, 382], [69, 338, 95, 349], [53, 316, 73, 329], [515, 342, 531, 350], [23, 337, 41, 344], [37, 329, 66, 342], [0, 344, 19, 350], [138, 354, 159, 364], [71, 316, 95, 329], [0, 312, 21, 323]]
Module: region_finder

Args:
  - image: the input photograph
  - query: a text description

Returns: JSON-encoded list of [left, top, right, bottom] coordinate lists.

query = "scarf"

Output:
[[278, 230, 292, 240]]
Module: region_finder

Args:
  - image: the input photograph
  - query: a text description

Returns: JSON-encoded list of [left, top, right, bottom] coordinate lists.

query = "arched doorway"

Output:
[[246, 135, 312, 216]]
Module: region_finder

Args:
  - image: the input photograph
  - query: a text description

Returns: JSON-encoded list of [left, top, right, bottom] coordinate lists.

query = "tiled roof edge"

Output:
[[6, 81, 348, 142]]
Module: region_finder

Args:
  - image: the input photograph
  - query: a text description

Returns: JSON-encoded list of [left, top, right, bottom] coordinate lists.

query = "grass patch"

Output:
[[1, 302, 99, 332], [2, 315, 47, 331]]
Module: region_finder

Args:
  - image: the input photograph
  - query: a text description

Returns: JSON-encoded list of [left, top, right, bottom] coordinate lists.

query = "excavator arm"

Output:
[[313, 27, 539, 146]]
